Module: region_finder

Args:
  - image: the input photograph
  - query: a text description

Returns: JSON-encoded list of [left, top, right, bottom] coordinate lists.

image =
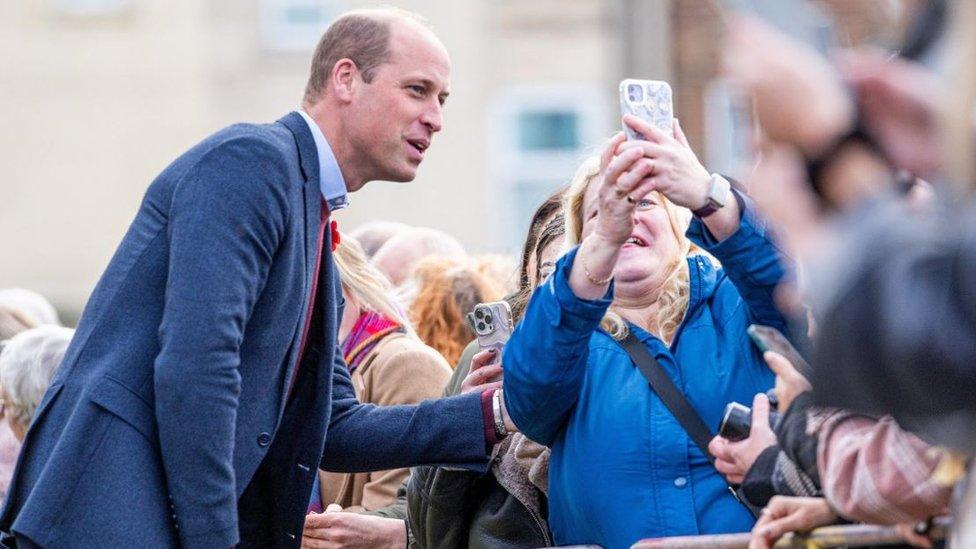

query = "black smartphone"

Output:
[[747, 324, 812, 379]]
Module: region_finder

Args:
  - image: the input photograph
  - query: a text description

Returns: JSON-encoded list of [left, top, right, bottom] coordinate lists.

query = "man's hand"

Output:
[[460, 349, 503, 395], [749, 496, 838, 549], [841, 48, 944, 178], [722, 15, 854, 157], [709, 393, 777, 484], [895, 521, 935, 549], [764, 351, 811, 413], [301, 505, 406, 549]]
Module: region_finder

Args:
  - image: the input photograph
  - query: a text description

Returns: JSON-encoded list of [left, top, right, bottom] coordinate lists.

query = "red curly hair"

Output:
[[408, 257, 505, 367]]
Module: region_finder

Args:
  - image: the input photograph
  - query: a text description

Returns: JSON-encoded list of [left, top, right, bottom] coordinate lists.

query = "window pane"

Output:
[[517, 111, 579, 151]]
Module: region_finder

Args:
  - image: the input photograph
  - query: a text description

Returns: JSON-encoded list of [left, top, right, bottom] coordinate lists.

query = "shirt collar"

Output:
[[298, 109, 349, 212]]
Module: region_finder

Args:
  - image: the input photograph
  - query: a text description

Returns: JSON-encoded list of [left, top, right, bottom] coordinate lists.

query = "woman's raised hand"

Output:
[[592, 132, 658, 247], [617, 116, 712, 211]]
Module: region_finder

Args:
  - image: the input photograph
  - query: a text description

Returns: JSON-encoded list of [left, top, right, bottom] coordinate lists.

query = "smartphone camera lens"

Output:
[[477, 322, 486, 332], [627, 83, 644, 103], [484, 314, 492, 324], [475, 309, 483, 319]]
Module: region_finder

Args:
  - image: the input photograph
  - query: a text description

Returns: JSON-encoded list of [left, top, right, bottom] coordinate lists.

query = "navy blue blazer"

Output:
[[0, 112, 489, 548]]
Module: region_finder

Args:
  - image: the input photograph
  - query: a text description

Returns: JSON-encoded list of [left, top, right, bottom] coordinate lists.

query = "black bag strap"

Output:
[[618, 333, 761, 517], [619, 332, 717, 465]]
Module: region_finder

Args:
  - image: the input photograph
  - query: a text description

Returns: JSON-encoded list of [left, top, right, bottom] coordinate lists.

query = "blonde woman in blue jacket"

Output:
[[502, 116, 793, 549]]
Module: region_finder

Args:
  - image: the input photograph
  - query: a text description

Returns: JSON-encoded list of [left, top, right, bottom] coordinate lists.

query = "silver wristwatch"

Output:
[[692, 174, 731, 218]]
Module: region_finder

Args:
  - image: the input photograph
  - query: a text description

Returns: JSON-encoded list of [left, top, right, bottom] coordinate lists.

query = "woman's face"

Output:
[[534, 238, 562, 288], [579, 181, 681, 287]]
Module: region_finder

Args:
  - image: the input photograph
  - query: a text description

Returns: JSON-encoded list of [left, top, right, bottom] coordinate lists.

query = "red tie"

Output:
[[288, 198, 330, 398]]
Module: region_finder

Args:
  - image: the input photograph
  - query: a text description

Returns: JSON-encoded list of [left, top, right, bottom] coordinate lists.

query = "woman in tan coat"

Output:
[[309, 234, 452, 516]]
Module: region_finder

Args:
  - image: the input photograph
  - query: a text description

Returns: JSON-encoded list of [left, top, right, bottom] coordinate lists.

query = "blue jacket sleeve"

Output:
[[502, 247, 612, 446], [686, 191, 793, 335], [153, 137, 290, 549], [320, 345, 490, 473]]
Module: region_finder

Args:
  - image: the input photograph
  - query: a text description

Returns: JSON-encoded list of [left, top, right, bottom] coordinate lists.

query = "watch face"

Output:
[[709, 175, 731, 208]]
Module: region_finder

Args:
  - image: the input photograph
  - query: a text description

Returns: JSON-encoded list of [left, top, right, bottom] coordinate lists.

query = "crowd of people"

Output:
[[0, 1, 974, 548]]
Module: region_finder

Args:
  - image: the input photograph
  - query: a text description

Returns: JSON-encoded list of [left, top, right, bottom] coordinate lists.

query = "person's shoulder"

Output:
[[201, 121, 293, 165], [370, 333, 452, 374]]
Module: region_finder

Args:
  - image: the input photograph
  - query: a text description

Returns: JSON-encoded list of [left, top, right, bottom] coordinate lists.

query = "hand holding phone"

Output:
[[747, 324, 811, 378], [466, 301, 514, 365], [747, 324, 813, 411]]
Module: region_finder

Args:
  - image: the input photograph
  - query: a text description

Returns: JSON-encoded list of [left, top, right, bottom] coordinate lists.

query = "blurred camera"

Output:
[[717, 391, 780, 442], [626, 83, 644, 103]]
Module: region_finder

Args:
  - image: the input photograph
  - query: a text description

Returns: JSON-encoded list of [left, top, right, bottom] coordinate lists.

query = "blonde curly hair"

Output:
[[563, 155, 707, 344]]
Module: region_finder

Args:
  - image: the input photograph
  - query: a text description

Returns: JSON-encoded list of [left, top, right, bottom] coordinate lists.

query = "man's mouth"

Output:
[[406, 138, 429, 156]]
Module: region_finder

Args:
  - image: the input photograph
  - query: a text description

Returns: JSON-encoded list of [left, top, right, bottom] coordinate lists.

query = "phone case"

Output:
[[619, 79, 673, 140], [466, 301, 513, 365], [747, 324, 812, 378]]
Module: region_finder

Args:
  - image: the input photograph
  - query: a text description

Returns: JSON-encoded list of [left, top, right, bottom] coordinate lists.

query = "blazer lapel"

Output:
[[278, 111, 324, 409]]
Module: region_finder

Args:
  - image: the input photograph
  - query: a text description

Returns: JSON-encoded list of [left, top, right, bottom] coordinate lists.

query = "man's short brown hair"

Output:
[[302, 8, 430, 105]]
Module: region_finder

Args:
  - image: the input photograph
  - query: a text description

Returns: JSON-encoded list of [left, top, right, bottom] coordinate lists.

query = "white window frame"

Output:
[[488, 85, 608, 248]]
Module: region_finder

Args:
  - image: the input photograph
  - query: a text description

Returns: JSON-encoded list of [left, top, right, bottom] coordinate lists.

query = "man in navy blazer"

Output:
[[0, 8, 515, 548]]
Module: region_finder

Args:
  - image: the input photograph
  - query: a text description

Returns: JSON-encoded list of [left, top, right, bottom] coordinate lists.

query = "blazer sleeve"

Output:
[[346, 341, 452, 512], [153, 137, 290, 548], [319, 343, 489, 474]]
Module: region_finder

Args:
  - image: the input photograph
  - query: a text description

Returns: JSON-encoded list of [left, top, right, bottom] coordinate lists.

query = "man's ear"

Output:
[[330, 58, 359, 103]]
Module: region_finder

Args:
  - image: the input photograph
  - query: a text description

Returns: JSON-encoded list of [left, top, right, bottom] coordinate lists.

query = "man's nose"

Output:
[[421, 101, 442, 133]]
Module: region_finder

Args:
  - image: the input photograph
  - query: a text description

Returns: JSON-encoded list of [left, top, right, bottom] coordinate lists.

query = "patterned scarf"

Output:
[[341, 310, 404, 373]]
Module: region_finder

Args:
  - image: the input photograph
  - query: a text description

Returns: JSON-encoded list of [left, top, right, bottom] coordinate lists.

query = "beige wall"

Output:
[[0, 0, 657, 321]]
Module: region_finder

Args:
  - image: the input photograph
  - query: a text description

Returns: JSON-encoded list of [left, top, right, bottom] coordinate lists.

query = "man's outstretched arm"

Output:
[[319, 346, 491, 474]]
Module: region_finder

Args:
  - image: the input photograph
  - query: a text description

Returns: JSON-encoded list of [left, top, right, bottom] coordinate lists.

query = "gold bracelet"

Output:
[[579, 247, 613, 286]]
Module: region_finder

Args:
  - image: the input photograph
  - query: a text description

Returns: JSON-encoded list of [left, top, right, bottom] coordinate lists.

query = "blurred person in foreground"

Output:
[[720, 2, 974, 545], [372, 226, 466, 287], [302, 234, 451, 546], [502, 115, 794, 548], [408, 257, 505, 366], [0, 8, 515, 548], [408, 190, 567, 548], [348, 220, 411, 259]]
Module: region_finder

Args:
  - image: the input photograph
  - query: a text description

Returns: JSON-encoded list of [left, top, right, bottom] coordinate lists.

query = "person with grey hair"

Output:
[[0, 326, 73, 441], [0, 307, 36, 343], [0, 290, 60, 328], [348, 220, 411, 259], [372, 226, 466, 287]]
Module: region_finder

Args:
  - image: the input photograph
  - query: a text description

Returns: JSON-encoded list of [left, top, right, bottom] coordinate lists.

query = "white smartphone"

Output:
[[619, 78, 674, 140], [465, 301, 513, 365]]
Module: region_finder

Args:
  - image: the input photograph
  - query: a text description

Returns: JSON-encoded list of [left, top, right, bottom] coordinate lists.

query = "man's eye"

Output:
[[408, 85, 426, 95]]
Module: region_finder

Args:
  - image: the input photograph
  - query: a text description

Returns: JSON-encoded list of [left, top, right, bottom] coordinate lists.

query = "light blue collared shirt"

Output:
[[298, 110, 349, 212]]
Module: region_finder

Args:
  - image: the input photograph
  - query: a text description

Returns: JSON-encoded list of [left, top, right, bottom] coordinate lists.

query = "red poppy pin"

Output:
[[330, 220, 340, 252]]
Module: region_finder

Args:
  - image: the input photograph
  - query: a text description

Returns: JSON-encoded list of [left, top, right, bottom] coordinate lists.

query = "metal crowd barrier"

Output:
[[630, 516, 951, 548]]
